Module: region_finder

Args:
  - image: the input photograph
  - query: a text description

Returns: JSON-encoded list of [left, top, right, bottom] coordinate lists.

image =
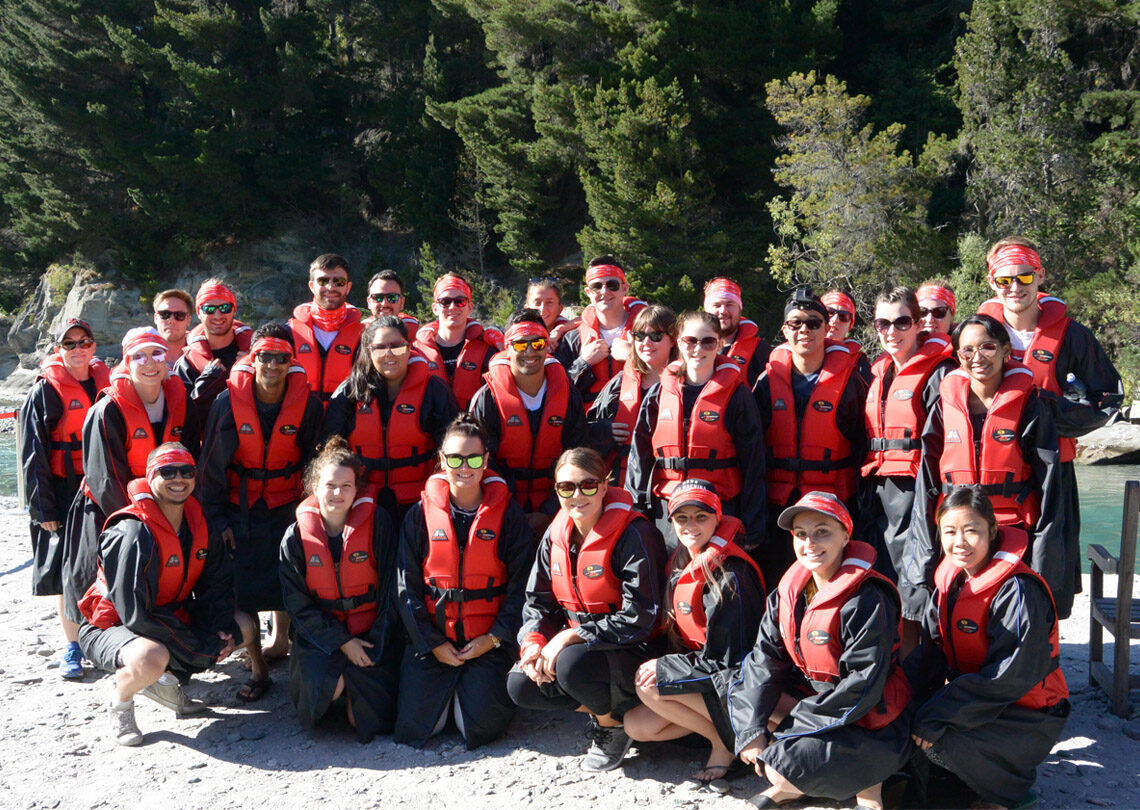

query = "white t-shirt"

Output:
[[144, 390, 166, 425], [1007, 327, 1034, 354], [520, 381, 547, 412], [313, 326, 337, 352], [600, 324, 624, 346]]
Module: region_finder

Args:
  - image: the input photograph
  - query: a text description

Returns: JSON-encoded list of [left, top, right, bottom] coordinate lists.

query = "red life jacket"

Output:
[[420, 473, 512, 643], [978, 294, 1074, 462], [577, 296, 647, 396], [672, 516, 764, 650], [182, 322, 253, 374], [78, 478, 209, 629], [608, 364, 645, 486], [724, 319, 763, 372], [225, 359, 310, 510], [933, 526, 1068, 710], [347, 353, 436, 505], [484, 353, 570, 511], [651, 359, 745, 501], [765, 342, 858, 505], [548, 487, 643, 626], [415, 319, 504, 409], [938, 363, 1040, 528], [776, 540, 911, 730], [37, 353, 110, 480], [862, 333, 953, 478], [105, 369, 189, 478], [289, 304, 364, 401], [296, 485, 381, 637]]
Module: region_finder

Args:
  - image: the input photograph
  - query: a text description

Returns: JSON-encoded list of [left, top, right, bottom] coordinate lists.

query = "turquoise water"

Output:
[[0, 427, 1135, 570]]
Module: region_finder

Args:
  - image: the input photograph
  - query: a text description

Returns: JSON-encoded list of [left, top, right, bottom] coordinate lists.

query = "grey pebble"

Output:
[[1087, 799, 1115, 807], [188, 777, 201, 784]]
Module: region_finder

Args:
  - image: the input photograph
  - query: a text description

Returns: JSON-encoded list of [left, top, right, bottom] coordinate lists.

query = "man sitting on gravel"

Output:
[[75, 443, 243, 746]]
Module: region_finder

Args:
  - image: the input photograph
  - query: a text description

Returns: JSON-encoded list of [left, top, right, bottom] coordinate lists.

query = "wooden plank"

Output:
[[1087, 544, 1118, 575]]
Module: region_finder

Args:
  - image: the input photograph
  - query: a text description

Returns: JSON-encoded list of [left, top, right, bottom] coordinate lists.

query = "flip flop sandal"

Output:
[[236, 677, 272, 703]]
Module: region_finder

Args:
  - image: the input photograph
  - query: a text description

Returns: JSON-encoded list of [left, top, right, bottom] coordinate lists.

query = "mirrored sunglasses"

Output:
[[510, 337, 548, 353], [554, 479, 601, 498], [60, 337, 95, 351], [199, 303, 234, 315], [443, 453, 485, 469]]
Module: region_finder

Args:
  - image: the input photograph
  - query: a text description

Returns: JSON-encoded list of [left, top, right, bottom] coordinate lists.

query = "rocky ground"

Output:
[[0, 495, 1136, 810]]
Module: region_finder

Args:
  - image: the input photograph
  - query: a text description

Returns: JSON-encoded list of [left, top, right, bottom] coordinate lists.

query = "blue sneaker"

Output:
[[59, 642, 84, 680]]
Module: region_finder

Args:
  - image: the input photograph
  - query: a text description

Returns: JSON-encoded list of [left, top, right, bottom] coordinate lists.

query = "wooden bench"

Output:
[[1088, 479, 1140, 717]]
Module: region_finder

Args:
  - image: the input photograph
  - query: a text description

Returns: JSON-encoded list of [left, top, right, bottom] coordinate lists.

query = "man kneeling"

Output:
[[77, 443, 244, 745]]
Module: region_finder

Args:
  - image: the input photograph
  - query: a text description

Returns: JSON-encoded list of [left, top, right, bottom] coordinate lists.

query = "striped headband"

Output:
[[987, 244, 1042, 282], [250, 336, 294, 358], [584, 264, 626, 285], [146, 446, 195, 482], [821, 291, 855, 315], [195, 282, 236, 310], [916, 284, 956, 314], [504, 321, 549, 345], [703, 277, 742, 308], [121, 327, 168, 361], [433, 275, 472, 301], [667, 480, 722, 522]]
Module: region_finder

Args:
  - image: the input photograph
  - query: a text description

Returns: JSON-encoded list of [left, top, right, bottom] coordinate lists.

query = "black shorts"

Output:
[[77, 622, 141, 673]]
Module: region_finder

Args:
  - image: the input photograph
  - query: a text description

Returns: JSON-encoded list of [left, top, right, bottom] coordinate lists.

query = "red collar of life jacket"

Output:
[[420, 473, 512, 643], [862, 333, 952, 478], [933, 525, 1067, 709], [672, 516, 763, 650], [724, 319, 762, 370], [484, 353, 571, 510], [183, 322, 253, 373], [765, 341, 858, 504], [651, 358, 744, 500], [297, 485, 381, 637], [38, 354, 111, 479], [106, 370, 189, 478], [578, 297, 647, 395], [937, 363, 1039, 527], [415, 319, 502, 409], [289, 303, 364, 400]]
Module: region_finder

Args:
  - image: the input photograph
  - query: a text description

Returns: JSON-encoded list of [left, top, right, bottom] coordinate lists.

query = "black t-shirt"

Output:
[[214, 341, 241, 370], [436, 340, 464, 380]]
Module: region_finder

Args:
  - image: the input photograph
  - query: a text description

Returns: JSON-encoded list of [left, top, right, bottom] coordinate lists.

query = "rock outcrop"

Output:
[[1075, 422, 1140, 465]]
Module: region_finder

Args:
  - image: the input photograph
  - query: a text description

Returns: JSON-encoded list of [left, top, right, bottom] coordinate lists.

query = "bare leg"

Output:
[[114, 638, 170, 703], [856, 782, 884, 810], [331, 675, 356, 727], [234, 611, 269, 684], [58, 595, 79, 643], [759, 763, 805, 804], [263, 611, 291, 658], [635, 684, 733, 777]]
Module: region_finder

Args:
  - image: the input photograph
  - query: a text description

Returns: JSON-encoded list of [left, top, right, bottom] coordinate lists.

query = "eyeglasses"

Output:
[[199, 303, 234, 315], [510, 338, 548, 353], [130, 350, 167, 365], [60, 337, 95, 351], [957, 342, 1001, 361], [784, 317, 825, 331], [315, 276, 348, 288], [554, 478, 602, 498], [155, 310, 189, 322], [679, 335, 719, 350], [826, 308, 853, 323], [368, 292, 401, 304], [435, 296, 469, 308], [255, 351, 292, 366], [370, 341, 409, 355], [873, 316, 915, 333], [631, 330, 666, 343], [992, 272, 1037, 288], [443, 453, 486, 469], [587, 279, 621, 293], [919, 306, 950, 320], [156, 464, 196, 481]]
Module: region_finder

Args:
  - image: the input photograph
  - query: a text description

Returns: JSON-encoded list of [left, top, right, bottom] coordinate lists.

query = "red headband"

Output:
[[504, 321, 549, 345], [121, 327, 168, 360], [916, 284, 956, 314], [703, 277, 742, 307], [667, 482, 722, 522], [146, 446, 195, 482], [250, 337, 294, 358], [821, 291, 855, 314], [196, 282, 236, 310], [433, 275, 472, 301], [987, 244, 1042, 282], [584, 264, 626, 285]]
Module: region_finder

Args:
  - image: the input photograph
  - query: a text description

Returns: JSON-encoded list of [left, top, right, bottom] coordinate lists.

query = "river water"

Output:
[[0, 429, 1136, 571]]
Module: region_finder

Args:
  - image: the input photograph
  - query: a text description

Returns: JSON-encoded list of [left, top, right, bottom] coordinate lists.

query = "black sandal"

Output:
[[236, 677, 272, 703]]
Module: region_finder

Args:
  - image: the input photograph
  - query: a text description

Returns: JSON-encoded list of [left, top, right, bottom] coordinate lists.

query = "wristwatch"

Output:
[[488, 634, 502, 648]]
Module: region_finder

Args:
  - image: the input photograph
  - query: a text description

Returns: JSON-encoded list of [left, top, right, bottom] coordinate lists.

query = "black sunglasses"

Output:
[[587, 279, 621, 293], [873, 316, 915, 333], [826, 308, 853, 323], [784, 317, 825, 331], [156, 465, 196, 481], [631, 331, 666, 343], [919, 306, 950, 320], [156, 310, 190, 321]]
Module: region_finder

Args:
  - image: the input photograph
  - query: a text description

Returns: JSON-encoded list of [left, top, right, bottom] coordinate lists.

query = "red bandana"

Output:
[[433, 275, 472, 301], [703, 277, 742, 308], [146, 446, 195, 483], [585, 264, 626, 286], [504, 321, 550, 344], [987, 245, 1043, 282], [917, 284, 956, 314], [821, 291, 855, 315], [309, 301, 350, 333], [195, 282, 236, 311], [250, 337, 295, 358]]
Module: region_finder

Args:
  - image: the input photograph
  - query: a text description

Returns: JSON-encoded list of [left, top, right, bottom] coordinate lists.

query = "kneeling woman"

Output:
[[507, 447, 667, 772], [730, 492, 912, 810], [911, 488, 1069, 809], [623, 479, 766, 786], [279, 438, 401, 742], [394, 413, 533, 749]]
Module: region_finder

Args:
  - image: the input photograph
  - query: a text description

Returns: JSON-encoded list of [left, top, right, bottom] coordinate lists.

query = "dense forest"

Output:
[[0, 0, 1138, 386]]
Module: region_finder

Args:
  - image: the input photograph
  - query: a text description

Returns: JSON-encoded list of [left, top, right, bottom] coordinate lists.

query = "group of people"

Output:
[[19, 240, 1121, 809]]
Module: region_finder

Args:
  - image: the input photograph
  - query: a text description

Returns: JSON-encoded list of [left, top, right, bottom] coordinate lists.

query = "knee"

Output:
[[124, 639, 169, 681], [635, 682, 661, 704], [234, 611, 259, 645], [621, 706, 658, 742], [764, 764, 795, 793]]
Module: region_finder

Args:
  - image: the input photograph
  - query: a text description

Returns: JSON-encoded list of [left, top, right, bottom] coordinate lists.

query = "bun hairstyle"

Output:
[[303, 435, 365, 494], [439, 412, 489, 458]]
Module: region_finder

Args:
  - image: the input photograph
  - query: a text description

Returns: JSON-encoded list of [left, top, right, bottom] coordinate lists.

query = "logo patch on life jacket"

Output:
[[677, 601, 692, 615], [551, 562, 562, 576], [1031, 348, 1054, 363], [460, 360, 477, 371], [548, 415, 564, 427], [308, 554, 323, 567], [358, 404, 372, 415], [731, 354, 746, 365], [68, 399, 83, 410], [165, 554, 181, 567], [475, 528, 496, 541], [348, 550, 369, 563], [506, 415, 523, 426], [698, 410, 720, 423], [582, 564, 604, 579], [431, 529, 448, 541], [239, 423, 255, 435], [946, 429, 961, 443], [196, 549, 208, 560], [659, 408, 674, 421], [132, 428, 149, 439], [171, 426, 183, 437], [298, 344, 312, 353], [812, 400, 834, 413], [396, 403, 416, 415], [991, 428, 1016, 443], [807, 629, 830, 645], [893, 389, 914, 401], [772, 398, 786, 411], [279, 424, 298, 436], [956, 618, 979, 634], [334, 344, 353, 355]]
